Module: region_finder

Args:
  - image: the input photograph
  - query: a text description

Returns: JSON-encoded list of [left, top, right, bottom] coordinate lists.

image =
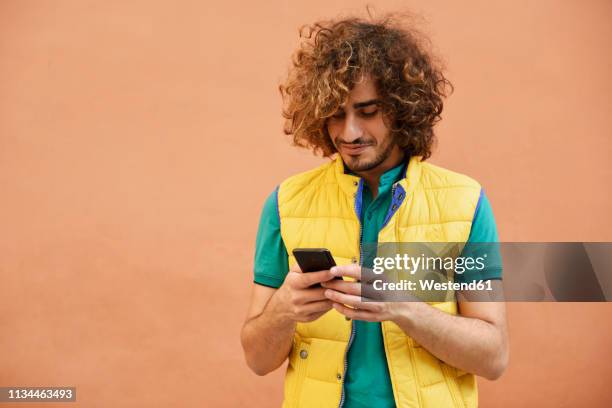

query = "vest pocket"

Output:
[[285, 341, 310, 406], [412, 344, 446, 387], [410, 342, 467, 408]]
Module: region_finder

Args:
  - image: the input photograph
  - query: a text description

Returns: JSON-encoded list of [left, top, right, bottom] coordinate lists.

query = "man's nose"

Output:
[[341, 115, 364, 143]]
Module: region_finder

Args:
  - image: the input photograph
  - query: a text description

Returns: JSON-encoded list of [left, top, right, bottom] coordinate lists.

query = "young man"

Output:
[[241, 15, 508, 408]]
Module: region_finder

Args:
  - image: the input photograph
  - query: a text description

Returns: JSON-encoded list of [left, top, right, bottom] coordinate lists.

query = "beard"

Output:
[[340, 135, 397, 172]]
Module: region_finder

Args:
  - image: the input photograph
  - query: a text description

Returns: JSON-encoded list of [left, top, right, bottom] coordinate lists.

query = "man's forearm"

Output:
[[241, 292, 296, 376], [393, 302, 508, 380]]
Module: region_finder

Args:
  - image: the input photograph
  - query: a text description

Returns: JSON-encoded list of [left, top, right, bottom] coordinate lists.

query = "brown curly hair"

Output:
[[279, 12, 453, 159]]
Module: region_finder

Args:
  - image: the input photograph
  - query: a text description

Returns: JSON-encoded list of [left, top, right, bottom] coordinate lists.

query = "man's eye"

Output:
[[360, 109, 378, 117]]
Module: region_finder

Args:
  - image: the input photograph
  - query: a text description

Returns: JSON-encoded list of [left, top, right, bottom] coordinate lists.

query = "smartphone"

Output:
[[292, 248, 340, 284]]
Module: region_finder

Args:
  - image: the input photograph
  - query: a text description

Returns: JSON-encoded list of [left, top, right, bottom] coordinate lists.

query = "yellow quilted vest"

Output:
[[277, 155, 482, 408]]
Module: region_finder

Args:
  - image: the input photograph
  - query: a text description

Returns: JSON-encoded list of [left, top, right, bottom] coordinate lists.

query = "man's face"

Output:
[[326, 76, 397, 172]]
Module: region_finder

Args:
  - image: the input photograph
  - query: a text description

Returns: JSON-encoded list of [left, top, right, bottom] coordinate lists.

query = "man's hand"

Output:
[[322, 264, 509, 380], [322, 264, 412, 322], [241, 265, 335, 376], [274, 264, 336, 322]]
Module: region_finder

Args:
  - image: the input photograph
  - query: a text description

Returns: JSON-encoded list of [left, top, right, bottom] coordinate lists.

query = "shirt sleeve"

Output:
[[456, 190, 503, 283], [253, 188, 289, 288]]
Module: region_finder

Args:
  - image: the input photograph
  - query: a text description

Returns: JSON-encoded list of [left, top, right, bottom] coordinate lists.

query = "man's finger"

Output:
[[321, 279, 360, 296], [324, 289, 378, 311], [298, 286, 329, 303], [330, 264, 362, 280], [332, 303, 378, 322], [297, 269, 334, 287], [301, 299, 333, 315]]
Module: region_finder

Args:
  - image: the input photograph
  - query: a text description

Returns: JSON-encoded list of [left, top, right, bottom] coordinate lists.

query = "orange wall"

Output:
[[0, 1, 611, 407]]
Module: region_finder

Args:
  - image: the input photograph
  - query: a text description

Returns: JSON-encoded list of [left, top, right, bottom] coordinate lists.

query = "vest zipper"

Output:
[[339, 180, 406, 407], [338, 178, 363, 408], [338, 303, 356, 408], [378, 181, 406, 407]]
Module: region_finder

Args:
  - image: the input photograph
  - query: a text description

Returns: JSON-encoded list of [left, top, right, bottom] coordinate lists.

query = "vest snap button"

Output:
[[351, 257, 357, 263], [299, 349, 308, 359], [345, 316, 351, 321], [336, 373, 342, 380], [353, 181, 358, 186]]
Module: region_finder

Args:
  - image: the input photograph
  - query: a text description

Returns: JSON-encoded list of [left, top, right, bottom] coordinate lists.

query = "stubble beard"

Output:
[[343, 136, 397, 173]]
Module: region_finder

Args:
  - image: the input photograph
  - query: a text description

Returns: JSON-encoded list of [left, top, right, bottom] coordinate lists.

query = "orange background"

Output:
[[1, 1, 611, 407]]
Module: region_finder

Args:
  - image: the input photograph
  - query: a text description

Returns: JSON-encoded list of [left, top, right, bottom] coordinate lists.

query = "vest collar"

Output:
[[332, 154, 361, 198], [399, 154, 423, 198]]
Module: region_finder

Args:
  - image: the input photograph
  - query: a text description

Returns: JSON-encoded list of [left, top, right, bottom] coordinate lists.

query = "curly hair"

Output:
[[279, 12, 453, 159]]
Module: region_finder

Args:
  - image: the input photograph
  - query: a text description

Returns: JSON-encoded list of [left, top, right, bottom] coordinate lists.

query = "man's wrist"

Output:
[[267, 286, 298, 327], [390, 301, 422, 329]]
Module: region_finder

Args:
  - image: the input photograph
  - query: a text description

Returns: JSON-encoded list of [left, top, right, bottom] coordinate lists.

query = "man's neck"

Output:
[[355, 148, 405, 199]]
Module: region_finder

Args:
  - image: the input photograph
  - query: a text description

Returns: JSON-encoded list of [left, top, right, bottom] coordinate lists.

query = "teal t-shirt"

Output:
[[253, 161, 502, 407]]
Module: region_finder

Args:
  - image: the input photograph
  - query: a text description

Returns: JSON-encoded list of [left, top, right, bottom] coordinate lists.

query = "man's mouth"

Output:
[[341, 143, 372, 155]]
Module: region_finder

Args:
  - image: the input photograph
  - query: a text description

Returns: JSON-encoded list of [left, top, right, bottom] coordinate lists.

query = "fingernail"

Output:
[[330, 267, 338, 275]]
